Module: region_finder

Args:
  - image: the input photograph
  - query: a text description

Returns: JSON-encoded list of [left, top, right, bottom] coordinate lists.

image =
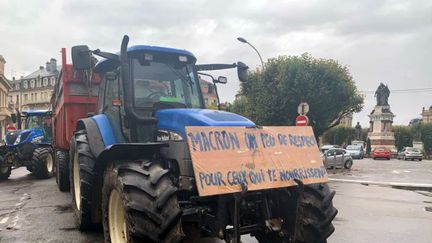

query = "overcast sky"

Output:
[[0, 0, 431, 126]]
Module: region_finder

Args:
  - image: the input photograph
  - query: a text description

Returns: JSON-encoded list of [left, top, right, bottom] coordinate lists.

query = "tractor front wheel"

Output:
[[102, 160, 184, 243], [255, 183, 337, 243], [31, 147, 54, 179], [70, 130, 97, 231], [56, 150, 70, 192], [0, 166, 11, 180]]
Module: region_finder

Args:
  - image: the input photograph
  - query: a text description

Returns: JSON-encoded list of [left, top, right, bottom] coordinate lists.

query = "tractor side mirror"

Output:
[[216, 76, 227, 84], [237, 61, 248, 82], [71, 45, 91, 70], [11, 113, 17, 123]]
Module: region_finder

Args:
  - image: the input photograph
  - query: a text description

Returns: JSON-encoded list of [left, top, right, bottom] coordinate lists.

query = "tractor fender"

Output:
[[75, 115, 111, 158]]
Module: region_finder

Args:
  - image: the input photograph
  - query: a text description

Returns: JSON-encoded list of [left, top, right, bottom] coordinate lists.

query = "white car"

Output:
[[397, 147, 423, 161]]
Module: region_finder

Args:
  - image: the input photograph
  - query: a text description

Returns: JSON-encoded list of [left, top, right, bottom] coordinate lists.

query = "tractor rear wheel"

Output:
[[56, 150, 70, 192], [102, 160, 184, 243], [255, 183, 337, 243], [31, 147, 54, 179], [70, 130, 97, 231], [0, 166, 11, 180]]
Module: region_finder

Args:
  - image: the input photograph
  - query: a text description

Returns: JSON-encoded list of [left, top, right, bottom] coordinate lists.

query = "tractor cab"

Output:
[[72, 37, 250, 143], [7, 110, 52, 147]]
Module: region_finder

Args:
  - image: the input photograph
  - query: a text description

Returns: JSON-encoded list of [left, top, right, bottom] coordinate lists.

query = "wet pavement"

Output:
[[0, 159, 431, 242]]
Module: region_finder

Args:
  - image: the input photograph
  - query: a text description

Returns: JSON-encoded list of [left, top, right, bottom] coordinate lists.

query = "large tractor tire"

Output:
[[255, 183, 337, 243], [0, 166, 11, 180], [56, 150, 70, 192], [31, 147, 54, 179], [70, 130, 97, 231], [102, 160, 184, 243]]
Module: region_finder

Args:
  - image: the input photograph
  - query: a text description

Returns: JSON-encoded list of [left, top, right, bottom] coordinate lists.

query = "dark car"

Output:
[[397, 147, 423, 161], [322, 148, 353, 169], [346, 144, 365, 159], [372, 147, 391, 160]]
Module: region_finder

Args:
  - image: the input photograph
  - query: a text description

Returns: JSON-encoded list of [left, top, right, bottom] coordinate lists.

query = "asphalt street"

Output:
[[0, 158, 430, 243]]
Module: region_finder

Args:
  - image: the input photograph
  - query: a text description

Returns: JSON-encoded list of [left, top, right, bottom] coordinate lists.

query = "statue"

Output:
[[354, 122, 362, 140], [374, 83, 390, 106]]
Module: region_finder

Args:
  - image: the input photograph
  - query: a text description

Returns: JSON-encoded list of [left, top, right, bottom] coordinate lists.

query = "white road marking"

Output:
[[0, 217, 9, 224], [329, 178, 432, 188]]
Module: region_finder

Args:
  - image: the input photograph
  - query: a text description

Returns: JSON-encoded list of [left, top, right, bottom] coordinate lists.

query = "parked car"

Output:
[[397, 147, 423, 161], [320, 145, 341, 155], [322, 148, 353, 169], [372, 147, 391, 160], [346, 144, 365, 159]]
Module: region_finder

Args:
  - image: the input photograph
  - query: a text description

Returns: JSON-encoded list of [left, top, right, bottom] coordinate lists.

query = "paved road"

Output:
[[0, 159, 431, 242]]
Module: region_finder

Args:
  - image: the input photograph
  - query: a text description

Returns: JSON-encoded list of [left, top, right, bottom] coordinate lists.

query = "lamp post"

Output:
[[237, 37, 264, 69]]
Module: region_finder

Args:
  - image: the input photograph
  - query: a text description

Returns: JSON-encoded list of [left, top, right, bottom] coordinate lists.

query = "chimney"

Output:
[[12, 77, 15, 81], [50, 58, 57, 72], [46, 61, 51, 72], [40, 66, 44, 70], [0, 55, 6, 75]]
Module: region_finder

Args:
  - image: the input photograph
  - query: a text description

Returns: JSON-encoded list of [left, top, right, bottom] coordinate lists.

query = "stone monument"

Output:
[[352, 122, 364, 147], [367, 83, 396, 152]]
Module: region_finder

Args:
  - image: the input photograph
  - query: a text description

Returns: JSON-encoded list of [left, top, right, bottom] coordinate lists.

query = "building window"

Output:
[[24, 94, 28, 101], [30, 79, 35, 88], [37, 79, 41, 87], [15, 84, 20, 90], [31, 93, 34, 101], [43, 78, 48, 86], [50, 77, 55, 86], [23, 80, 28, 89]]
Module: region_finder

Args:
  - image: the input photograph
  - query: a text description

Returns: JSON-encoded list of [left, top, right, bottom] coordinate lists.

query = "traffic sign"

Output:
[[295, 115, 309, 126], [297, 102, 309, 115]]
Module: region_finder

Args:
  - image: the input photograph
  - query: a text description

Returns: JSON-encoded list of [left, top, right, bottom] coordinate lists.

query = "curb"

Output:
[[329, 178, 432, 190]]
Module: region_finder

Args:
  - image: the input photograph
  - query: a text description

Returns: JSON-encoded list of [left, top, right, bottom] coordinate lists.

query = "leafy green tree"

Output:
[[241, 53, 364, 137], [230, 96, 249, 118], [393, 125, 413, 151], [366, 138, 371, 155], [362, 128, 369, 142], [322, 125, 355, 146], [421, 123, 432, 156]]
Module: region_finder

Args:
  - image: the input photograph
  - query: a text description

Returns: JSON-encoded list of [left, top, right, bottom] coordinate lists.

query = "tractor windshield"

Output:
[[131, 56, 203, 109], [26, 115, 46, 129]]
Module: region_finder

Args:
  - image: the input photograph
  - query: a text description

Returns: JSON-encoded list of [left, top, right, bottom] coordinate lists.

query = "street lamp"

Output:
[[237, 37, 264, 69]]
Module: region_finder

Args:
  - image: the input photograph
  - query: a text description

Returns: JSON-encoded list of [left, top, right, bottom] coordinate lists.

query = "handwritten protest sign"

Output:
[[185, 126, 328, 196]]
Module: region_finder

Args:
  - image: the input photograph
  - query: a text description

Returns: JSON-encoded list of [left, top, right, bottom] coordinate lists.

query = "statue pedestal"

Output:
[[413, 141, 424, 151], [368, 105, 396, 152]]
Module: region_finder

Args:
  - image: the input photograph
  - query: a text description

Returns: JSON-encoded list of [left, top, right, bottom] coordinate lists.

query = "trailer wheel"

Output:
[[70, 130, 97, 230], [0, 166, 11, 180], [255, 183, 337, 243], [102, 160, 184, 243], [31, 147, 54, 179], [56, 150, 70, 192]]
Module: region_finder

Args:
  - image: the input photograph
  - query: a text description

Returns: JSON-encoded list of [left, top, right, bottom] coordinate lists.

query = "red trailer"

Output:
[[51, 48, 100, 191]]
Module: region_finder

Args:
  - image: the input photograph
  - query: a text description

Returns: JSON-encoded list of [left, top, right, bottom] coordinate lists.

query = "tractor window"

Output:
[[132, 58, 203, 109], [26, 116, 45, 129]]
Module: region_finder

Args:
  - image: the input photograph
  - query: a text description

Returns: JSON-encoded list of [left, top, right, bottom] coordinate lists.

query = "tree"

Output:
[[366, 138, 371, 155], [322, 125, 355, 146], [393, 125, 413, 151], [421, 123, 432, 156], [241, 53, 364, 137], [230, 96, 249, 118]]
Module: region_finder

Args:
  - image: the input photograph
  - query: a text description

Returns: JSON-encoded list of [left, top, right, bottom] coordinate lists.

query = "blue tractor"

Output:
[[0, 110, 54, 180], [63, 36, 336, 243]]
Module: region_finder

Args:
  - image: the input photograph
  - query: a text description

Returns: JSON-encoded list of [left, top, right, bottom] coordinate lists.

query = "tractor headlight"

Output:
[[156, 130, 183, 142], [14, 135, 21, 145]]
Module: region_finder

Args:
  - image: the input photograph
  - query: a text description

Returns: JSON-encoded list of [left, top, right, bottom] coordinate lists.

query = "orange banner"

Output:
[[185, 126, 328, 196]]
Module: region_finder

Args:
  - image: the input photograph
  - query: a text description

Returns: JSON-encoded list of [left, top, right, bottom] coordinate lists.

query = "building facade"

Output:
[[339, 112, 353, 127], [421, 106, 432, 123], [199, 78, 218, 109], [0, 55, 13, 140], [9, 58, 58, 111]]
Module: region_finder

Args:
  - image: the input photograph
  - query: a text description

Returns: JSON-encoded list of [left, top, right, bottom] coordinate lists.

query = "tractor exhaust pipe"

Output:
[[120, 35, 157, 125]]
